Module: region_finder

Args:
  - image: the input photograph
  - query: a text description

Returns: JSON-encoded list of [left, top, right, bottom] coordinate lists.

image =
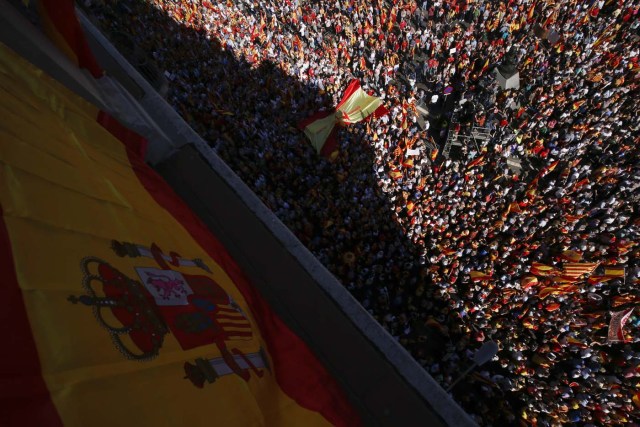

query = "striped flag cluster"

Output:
[[529, 261, 599, 283], [559, 262, 599, 281]]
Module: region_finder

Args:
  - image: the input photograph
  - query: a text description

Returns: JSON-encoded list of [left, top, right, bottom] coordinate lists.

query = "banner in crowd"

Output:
[[299, 79, 388, 158], [0, 42, 360, 427]]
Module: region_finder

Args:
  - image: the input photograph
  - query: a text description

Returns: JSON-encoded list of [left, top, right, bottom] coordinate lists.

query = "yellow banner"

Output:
[[0, 42, 342, 427]]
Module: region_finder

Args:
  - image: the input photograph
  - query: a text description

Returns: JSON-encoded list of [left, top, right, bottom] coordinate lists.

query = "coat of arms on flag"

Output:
[[69, 240, 266, 385]]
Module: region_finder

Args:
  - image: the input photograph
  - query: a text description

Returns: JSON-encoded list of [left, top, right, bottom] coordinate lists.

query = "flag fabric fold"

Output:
[[560, 262, 599, 281]]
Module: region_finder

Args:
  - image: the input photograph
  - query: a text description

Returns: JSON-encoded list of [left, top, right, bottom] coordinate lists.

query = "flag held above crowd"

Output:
[[608, 308, 635, 343], [299, 79, 388, 158]]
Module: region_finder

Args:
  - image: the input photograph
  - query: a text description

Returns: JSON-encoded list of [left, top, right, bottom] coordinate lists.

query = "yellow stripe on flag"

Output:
[[303, 112, 338, 153], [0, 42, 343, 427], [336, 87, 383, 124], [604, 267, 625, 277]]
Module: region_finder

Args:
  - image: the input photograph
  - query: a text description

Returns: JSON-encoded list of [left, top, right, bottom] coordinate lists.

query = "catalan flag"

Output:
[[560, 262, 599, 281], [0, 42, 360, 427]]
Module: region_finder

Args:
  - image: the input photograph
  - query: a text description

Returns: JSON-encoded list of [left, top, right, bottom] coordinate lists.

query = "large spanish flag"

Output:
[[300, 79, 387, 157], [0, 42, 360, 427]]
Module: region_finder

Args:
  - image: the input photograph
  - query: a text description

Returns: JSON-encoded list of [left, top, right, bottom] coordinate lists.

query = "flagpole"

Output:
[[446, 363, 477, 393]]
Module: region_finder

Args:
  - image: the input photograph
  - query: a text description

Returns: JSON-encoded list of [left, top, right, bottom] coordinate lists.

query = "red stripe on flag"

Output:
[[335, 79, 361, 110], [107, 115, 362, 426], [97, 111, 148, 159], [40, 0, 103, 78], [0, 206, 64, 427]]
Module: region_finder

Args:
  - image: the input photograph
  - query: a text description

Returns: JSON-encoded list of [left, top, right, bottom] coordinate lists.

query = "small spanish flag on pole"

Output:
[[527, 1, 537, 22]]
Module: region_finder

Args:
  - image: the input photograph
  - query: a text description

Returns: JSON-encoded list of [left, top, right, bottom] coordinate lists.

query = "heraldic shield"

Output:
[[68, 240, 269, 387]]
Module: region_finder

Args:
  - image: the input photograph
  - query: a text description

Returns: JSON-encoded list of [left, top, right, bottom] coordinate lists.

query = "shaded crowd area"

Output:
[[85, 0, 640, 425]]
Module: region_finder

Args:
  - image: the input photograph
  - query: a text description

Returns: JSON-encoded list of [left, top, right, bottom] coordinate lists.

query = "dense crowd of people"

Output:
[[87, 0, 640, 425]]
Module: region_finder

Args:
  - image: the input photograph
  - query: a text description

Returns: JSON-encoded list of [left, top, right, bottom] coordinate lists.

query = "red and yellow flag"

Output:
[[588, 266, 625, 284], [37, 0, 103, 77], [633, 392, 640, 409], [521, 276, 538, 290], [299, 80, 388, 157], [529, 262, 558, 277], [539, 284, 578, 299], [0, 42, 359, 427], [560, 262, 599, 281]]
